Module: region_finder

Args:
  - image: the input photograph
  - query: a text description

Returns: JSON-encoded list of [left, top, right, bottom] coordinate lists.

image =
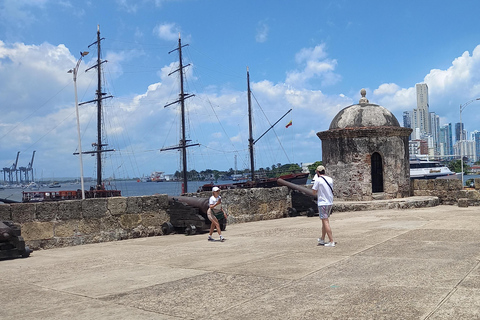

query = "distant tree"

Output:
[[213, 171, 220, 182], [308, 161, 323, 178], [174, 171, 181, 179], [448, 160, 469, 174]]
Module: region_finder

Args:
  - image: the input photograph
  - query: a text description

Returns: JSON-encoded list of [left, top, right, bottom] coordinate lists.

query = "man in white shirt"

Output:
[[312, 165, 335, 247]]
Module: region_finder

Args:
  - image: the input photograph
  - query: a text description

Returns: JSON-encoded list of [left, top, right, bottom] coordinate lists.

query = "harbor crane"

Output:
[[18, 151, 36, 183]]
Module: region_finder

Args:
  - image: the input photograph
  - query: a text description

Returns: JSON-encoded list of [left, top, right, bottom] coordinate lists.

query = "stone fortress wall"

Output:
[[0, 187, 291, 251], [1, 180, 479, 251], [411, 178, 480, 206]]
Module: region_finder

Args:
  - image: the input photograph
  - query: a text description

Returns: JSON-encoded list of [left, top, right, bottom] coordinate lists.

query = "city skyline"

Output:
[[403, 83, 480, 162]]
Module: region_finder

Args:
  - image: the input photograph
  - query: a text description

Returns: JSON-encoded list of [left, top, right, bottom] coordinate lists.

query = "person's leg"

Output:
[[319, 206, 327, 241], [322, 218, 333, 243], [210, 214, 221, 236], [321, 222, 327, 240], [207, 209, 217, 239]]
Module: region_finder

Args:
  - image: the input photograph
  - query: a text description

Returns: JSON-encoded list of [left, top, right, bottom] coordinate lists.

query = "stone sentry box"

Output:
[[317, 89, 412, 201]]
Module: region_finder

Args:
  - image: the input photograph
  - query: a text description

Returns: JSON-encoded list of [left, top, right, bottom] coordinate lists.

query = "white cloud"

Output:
[[255, 21, 269, 43], [286, 44, 341, 87], [153, 23, 180, 41], [373, 83, 400, 96]]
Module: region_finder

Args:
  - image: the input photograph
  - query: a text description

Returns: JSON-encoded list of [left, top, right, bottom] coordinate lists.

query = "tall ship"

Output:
[[198, 68, 308, 192], [22, 26, 121, 202]]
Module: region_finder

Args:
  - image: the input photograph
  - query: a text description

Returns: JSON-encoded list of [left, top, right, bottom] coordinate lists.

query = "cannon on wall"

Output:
[[163, 196, 226, 235], [0, 221, 32, 259], [277, 178, 318, 217]]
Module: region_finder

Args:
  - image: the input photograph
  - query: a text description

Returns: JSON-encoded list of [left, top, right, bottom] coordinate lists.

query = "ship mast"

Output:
[[80, 25, 113, 188], [247, 67, 255, 181], [162, 34, 198, 193], [246, 68, 292, 182]]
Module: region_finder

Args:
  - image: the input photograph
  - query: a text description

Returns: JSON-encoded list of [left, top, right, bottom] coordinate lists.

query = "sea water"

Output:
[[0, 180, 231, 203]]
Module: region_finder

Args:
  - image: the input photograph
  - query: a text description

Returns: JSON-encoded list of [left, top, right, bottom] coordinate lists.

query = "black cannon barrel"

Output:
[[168, 196, 209, 214], [0, 221, 13, 241], [277, 178, 315, 197]]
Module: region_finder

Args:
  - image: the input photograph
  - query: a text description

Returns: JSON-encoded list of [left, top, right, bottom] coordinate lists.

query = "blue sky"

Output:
[[2, 0, 480, 180]]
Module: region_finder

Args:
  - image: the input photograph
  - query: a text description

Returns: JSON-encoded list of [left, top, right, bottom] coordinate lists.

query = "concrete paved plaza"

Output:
[[1, 204, 480, 319]]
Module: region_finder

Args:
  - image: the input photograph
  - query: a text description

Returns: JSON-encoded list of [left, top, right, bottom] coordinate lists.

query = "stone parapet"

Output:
[[190, 186, 291, 224], [334, 196, 439, 212], [411, 178, 480, 205], [5, 194, 170, 251], [4, 188, 292, 251]]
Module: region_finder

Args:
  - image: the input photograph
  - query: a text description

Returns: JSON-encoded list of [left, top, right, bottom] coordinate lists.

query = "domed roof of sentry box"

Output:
[[329, 89, 400, 130]]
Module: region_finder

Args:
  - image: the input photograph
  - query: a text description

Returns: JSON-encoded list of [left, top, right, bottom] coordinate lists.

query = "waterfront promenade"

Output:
[[1, 204, 480, 319]]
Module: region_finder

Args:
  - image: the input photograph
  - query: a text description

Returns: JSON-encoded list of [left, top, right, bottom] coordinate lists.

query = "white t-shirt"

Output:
[[312, 175, 333, 206], [209, 195, 222, 211]]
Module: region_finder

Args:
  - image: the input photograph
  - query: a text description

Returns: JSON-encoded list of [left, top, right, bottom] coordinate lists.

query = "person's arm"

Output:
[[312, 178, 319, 196]]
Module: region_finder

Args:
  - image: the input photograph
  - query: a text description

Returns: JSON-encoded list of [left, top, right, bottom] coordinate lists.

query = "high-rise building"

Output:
[[429, 112, 440, 154], [403, 111, 412, 140], [454, 140, 476, 163], [473, 130, 480, 162], [439, 123, 453, 158], [415, 83, 429, 134], [403, 111, 412, 128], [455, 122, 464, 142]]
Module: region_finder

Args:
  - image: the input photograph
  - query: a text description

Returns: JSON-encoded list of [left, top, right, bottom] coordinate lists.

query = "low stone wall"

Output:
[[0, 186, 292, 251], [195, 186, 291, 223], [0, 195, 170, 250], [334, 196, 440, 212], [411, 178, 480, 206]]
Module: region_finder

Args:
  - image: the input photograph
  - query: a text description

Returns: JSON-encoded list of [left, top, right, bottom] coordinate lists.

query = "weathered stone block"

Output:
[[433, 179, 449, 191], [140, 212, 168, 227], [448, 179, 462, 190], [35, 201, 59, 221], [11, 203, 35, 223], [107, 197, 127, 215], [413, 190, 431, 197], [78, 219, 103, 235], [0, 204, 11, 220], [54, 221, 77, 237], [58, 200, 82, 220], [456, 190, 468, 199], [22, 221, 54, 240], [458, 198, 469, 207], [119, 214, 142, 229], [412, 179, 426, 190], [141, 195, 169, 213], [100, 215, 121, 231], [475, 178, 480, 190], [82, 198, 107, 219], [126, 196, 142, 214], [466, 190, 480, 200]]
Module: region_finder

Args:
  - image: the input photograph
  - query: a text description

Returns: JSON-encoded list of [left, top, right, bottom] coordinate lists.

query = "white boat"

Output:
[[149, 171, 165, 182], [410, 159, 456, 179]]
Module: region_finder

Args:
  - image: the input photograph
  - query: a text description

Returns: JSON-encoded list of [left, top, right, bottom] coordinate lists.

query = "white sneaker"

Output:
[[324, 242, 335, 247], [317, 238, 326, 245]]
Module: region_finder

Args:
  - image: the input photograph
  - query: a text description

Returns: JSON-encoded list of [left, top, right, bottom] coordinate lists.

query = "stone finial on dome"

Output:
[[359, 88, 369, 104]]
